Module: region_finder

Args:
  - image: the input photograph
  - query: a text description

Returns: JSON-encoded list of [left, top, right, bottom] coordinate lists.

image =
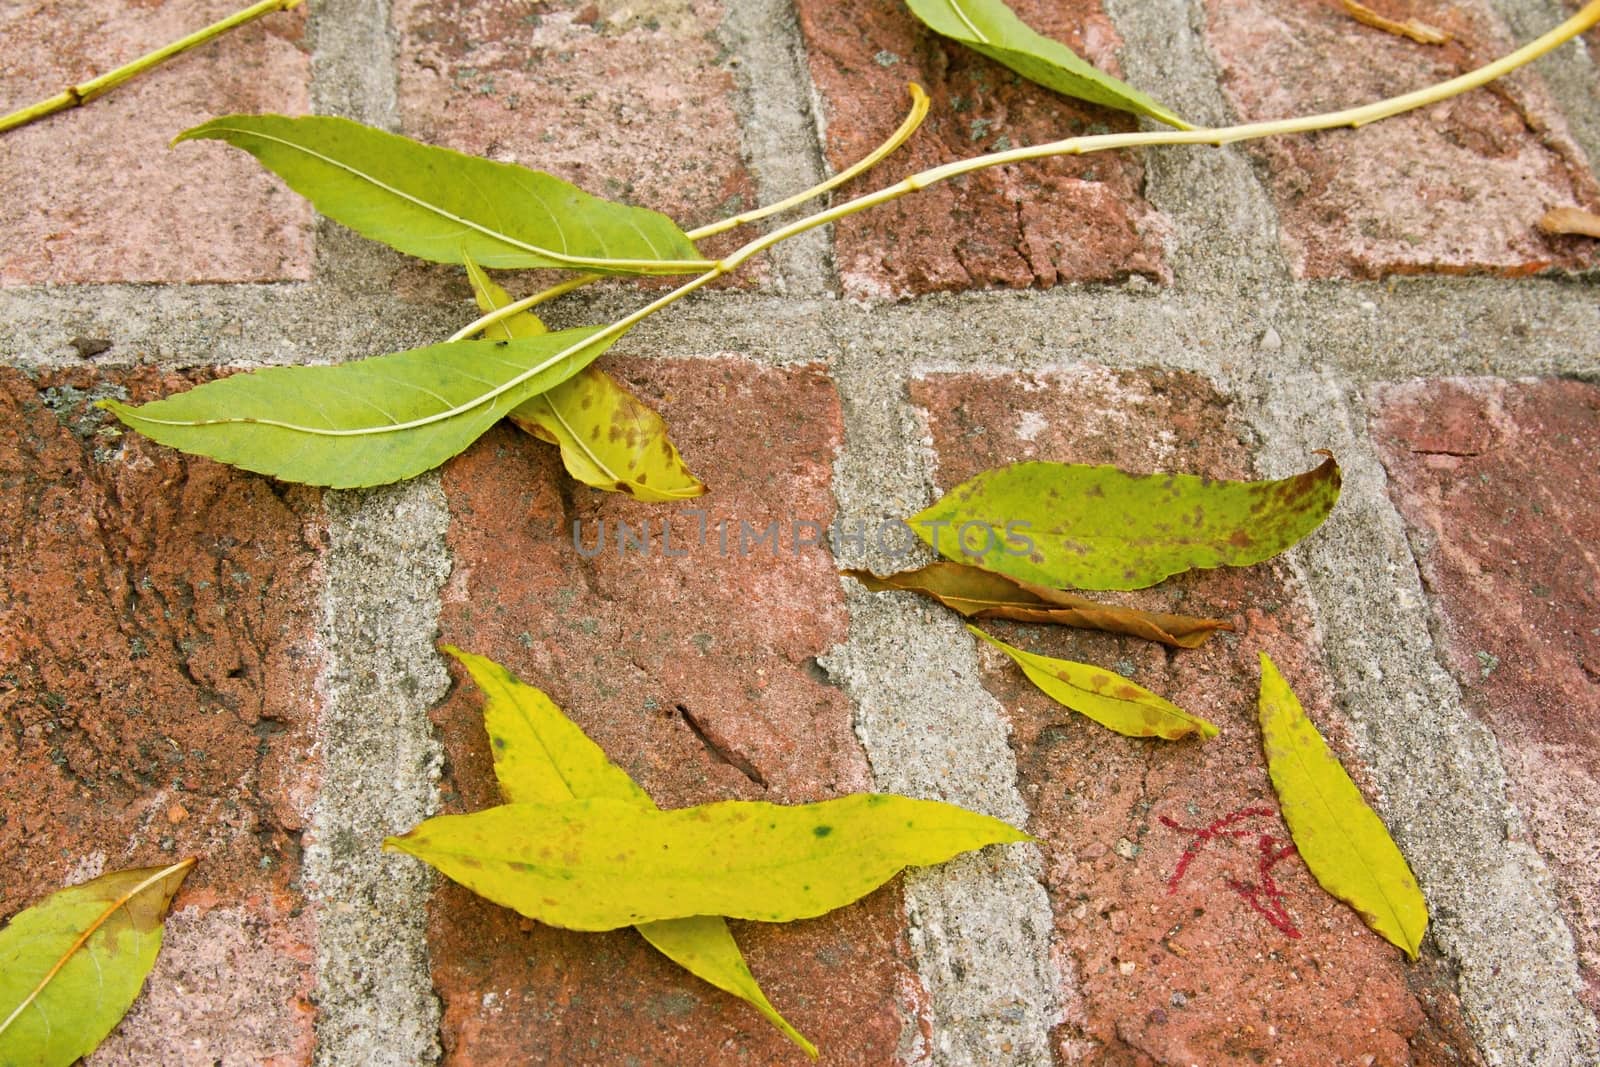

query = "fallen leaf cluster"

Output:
[[7, 0, 1593, 1058]]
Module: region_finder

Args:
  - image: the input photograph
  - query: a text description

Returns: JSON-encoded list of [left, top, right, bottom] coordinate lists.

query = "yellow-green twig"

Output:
[[0, 0, 305, 135], [713, 0, 1600, 278], [451, 0, 1598, 367], [689, 84, 932, 241], [450, 84, 933, 341]]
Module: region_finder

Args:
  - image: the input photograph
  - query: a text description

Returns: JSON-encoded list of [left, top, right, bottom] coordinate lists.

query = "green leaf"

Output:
[[909, 455, 1341, 591], [903, 0, 1190, 128], [969, 625, 1218, 740], [98, 328, 623, 489], [0, 859, 195, 1067], [1257, 653, 1428, 959], [178, 114, 712, 274], [463, 257, 707, 502], [384, 793, 1029, 930], [844, 561, 1233, 648], [443, 648, 814, 1057]]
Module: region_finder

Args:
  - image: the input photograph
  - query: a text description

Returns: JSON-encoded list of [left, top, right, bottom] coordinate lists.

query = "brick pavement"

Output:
[[1, 0, 1597, 1063]]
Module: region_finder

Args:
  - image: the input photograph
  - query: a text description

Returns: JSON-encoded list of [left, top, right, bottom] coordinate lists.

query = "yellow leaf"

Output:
[[442, 648, 814, 1057], [969, 625, 1219, 740], [0, 859, 195, 1066], [385, 794, 1029, 928], [1257, 653, 1428, 959], [463, 256, 706, 502]]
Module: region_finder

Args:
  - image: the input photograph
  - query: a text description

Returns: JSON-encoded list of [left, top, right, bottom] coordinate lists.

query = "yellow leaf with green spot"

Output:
[[1257, 653, 1428, 959], [442, 647, 812, 1056], [464, 256, 706, 502], [969, 625, 1218, 740], [385, 794, 1029, 929]]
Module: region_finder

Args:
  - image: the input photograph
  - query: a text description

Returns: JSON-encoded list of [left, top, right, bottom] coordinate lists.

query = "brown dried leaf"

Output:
[[843, 561, 1233, 648], [1339, 0, 1451, 45], [1539, 206, 1600, 238]]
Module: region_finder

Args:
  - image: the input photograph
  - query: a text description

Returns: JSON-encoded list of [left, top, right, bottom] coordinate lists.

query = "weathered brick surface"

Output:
[[0, 0, 313, 285], [908, 368, 1479, 1065], [392, 0, 758, 294], [0, 367, 324, 1062], [1200, 0, 1600, 278], [1371, 377, 1600, 1015], [429, 358, 925, 1062], [794, 0, 1169, 297]]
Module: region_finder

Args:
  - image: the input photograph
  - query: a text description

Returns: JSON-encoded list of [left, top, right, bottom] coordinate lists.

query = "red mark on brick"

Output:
[[1161, 806, 1302, 938]]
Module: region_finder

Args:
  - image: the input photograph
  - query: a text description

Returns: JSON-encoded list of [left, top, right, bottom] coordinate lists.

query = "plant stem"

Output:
[[449, 85, 933, 342], [1, 0, 307, 135], [690, 84, 931, 241], [715, 0, 1600, 276], [453, 0, 1597, 361]]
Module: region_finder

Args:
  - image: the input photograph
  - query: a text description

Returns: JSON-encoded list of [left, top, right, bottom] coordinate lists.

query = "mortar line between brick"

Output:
[[1242, 368, 1600, 1065], [821, 339, 1065, 1065], [306, 0, 406, 286], [6, 280, 1597, 380], [1100, 0, 1294, 295], [717, 0, 838, 298], [305, 477, 449, 1067]]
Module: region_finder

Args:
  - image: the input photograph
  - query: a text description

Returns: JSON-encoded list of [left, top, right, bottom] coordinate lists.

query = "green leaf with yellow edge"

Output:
[[844, 561, 1233, 648], [463, 257, 707, 502], [385, 794, 1029, 930], [903, 0, 1191, 128], [969, 625, 1219, 740], [910, 455, 1341, 591], [1257, 653, 1428, 959], [97, 327, 623, 489], [442, 647, 814, 1057], [0, 859, 196, 1067], [179, 115, 711, 275]]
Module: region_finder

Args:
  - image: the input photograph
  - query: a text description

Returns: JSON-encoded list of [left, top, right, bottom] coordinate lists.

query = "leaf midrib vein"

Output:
[[206, 124, 701, 271]]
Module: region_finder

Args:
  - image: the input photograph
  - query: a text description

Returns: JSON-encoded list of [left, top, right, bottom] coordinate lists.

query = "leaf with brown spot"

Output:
[[1257, 653, 1428, 959], [0, 859, 196, 1066], [843, 562, 1233, 648], [1339, 0, 1451, 44], [908, 455, 1341, 591], [1539, 206, 1600, 238], [969, 626, 1219, 740], [464, 255, 706, 503]]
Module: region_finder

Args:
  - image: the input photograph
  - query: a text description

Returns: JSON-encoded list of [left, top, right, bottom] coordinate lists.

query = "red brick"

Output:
[[909, 368, 1479, 1065], [391, 0, 758, 293], [794, 0, 1169, 297], [431, 358, 925, 1061], [1200, 0, 1600, 278], [1371, 377, 1600, 1015], [0, 368, 324, 1059], [0, 0, 313, 285]]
